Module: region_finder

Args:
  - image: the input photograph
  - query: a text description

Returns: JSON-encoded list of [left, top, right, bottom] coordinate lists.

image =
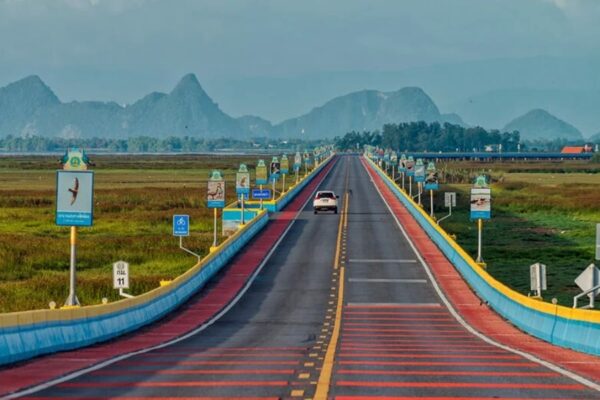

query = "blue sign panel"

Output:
[[173, 214, 190, 236], [56, 171, 94, 227], [424, 182, 439, 190], [252, 189, 272, 199]]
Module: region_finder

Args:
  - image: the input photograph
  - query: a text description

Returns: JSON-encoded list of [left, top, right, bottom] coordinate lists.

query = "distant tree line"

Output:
[[335, 121, 600, 153], [0, 135, 330, 153], [335, 122, 521, 152]]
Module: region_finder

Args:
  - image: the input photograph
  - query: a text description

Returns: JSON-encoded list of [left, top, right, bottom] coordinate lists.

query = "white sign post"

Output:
[[529, 263, 547, 299], [113, 260, 133, 299], [596, 224, 600, 261], [573, 263, 600, 309], [437, 192, 456, 225]]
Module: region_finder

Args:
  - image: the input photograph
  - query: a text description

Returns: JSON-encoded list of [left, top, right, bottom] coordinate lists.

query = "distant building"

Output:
[[561, 145, 592, 154]]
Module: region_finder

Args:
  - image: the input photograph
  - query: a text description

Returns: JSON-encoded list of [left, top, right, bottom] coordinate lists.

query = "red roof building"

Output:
[[561, 145, 592, 154]]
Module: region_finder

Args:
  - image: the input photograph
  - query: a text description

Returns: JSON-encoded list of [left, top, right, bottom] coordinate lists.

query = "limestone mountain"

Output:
[[0, 74, 247, 139], [503, 109, 583, 141], [273, 87, 457, 139]]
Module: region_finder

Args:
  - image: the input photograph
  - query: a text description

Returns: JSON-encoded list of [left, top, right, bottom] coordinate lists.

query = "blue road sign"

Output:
[[252, 188, 272, 200], [173, 215, 190, 236]]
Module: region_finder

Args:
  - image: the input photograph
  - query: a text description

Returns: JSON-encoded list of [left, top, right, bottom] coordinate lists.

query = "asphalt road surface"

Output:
[[19, 155, 599, 399]]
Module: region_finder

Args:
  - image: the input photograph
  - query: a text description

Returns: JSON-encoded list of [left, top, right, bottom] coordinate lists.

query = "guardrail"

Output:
[[0, 156, 334, 366], [365, 155, 600, 356]]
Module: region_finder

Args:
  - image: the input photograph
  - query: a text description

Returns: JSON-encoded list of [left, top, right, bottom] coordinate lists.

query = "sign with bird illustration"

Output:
[[56, 171, 94, 226]]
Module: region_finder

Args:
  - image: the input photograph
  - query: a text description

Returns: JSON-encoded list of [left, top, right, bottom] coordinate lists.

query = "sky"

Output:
[[1, 0, 600, 122]]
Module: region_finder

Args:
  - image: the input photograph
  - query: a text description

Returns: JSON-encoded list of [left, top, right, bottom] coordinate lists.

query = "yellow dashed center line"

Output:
[[314, 160, 350, 400]]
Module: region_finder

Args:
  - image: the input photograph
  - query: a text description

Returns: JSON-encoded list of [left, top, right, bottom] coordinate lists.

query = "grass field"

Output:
[[0, 154, 274, 312], [430, 160, 600, 307], [1, 155, 598, 312]]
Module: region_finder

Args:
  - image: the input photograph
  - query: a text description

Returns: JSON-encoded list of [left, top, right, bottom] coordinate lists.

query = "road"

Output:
[[17, 155, 599, 399]]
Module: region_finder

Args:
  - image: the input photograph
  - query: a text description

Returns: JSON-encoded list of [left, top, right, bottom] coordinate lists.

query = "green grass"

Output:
[[0, 154, 270, 312], [431, 167, 600, 307]]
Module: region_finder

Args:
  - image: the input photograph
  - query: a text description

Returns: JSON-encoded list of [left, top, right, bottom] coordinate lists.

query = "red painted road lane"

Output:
[[0, 157, 338, 398], [57, 381, 289, 388], [337, 370, 560, 377], [89, 369, 296, 376], [337, 381, 585, 390], [361, 157, 600, 383], [23, 398, 279, 400], [336, 397, 586, 400]]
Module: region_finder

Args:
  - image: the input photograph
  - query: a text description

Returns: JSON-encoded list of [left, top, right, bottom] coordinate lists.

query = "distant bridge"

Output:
[[408, 151, 594, 161]]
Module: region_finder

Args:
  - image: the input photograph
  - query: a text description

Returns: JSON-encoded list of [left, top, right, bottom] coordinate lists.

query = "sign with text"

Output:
[[270, 160, 281, 181], [470, 188, 491, 220], [173, 214, 190, 236], [255, 161, 268, 185], [281, 155, 289, 174], [415, 165, 426, 183], [236, 171, 250, 196], [294, 152, 302, 171], [252, 188, 272, 199], [113, 260, 129, 289], [207, 180, 225, 208], [55, 170, 94, 227], [424, 170, 439, 190], [406, 159, 415, 176]]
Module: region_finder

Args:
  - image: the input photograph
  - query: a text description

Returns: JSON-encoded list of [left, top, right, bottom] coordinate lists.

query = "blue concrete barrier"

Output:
[[0, 156, 334, 366], [367, 156, 600, 356]]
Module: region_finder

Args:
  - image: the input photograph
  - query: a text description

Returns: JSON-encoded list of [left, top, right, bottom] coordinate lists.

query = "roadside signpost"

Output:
[[113, 260, 133, 299], [280, 154, 289, 193], [294, 152, 302, 183], [424, 161, 439, 218], [414, 159, 425, 206], [438, 192, 456, 225], [596, 224, 600, 261], [173, 214, 190, 236], [256, 159, 268, 210], [252, 188, 272, 199], [270, 156, 280, 200], [398, 154, 407, 191], [406, 156, 415, 197], [471, 175, 491, 265], [56, 148, 94, 307], [530, 263, 547, 299], [573, 264, 600, 309], [303, 151, 311, 175], [390, 151, 398, 181], [173, 214, 200, 260], [236, 164, 250, 225], [207, 170, 225, 251]]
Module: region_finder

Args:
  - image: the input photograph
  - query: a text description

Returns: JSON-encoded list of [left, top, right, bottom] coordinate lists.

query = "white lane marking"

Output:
[[348, 259, 417, 263], [362, 158, 600, 392], [348, 278, 427, 283], [347, 302, 441, 307], [4, 159, 341, 400]]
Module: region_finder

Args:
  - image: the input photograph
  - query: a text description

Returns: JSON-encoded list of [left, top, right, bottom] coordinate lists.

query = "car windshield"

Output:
[[317, 192, 335, 199]]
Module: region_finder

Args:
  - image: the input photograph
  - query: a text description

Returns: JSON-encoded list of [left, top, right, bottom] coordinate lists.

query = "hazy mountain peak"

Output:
[[172, 73, 204, 94], [504, 109, 583, 141], [1, 74, 59, 104]]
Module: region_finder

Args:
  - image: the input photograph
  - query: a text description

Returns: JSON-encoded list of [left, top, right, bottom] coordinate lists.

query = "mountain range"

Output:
[[0, 74, 593, 142]]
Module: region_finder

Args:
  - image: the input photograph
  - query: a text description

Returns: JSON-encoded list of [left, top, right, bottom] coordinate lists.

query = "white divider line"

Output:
[[362, 156, 600, 392], [348, 278, 427, 283], [348, 259, 417, 263], [5, 157, 339, 400]]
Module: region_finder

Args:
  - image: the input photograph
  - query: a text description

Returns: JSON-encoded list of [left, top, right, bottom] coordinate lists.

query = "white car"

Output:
[[313, 190, 339, 214]]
